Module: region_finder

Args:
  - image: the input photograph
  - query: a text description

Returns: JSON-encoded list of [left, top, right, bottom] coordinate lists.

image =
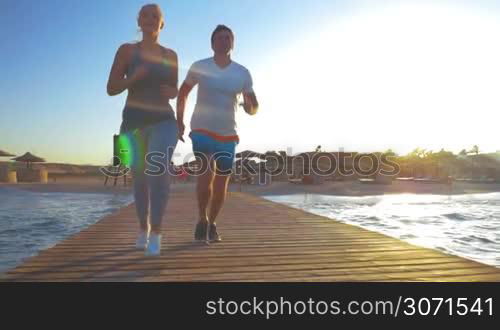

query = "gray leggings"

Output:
[[123, 120, 178, 228]]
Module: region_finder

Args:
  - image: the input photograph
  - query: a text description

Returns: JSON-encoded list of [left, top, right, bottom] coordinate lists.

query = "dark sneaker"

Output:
[[194, 221, 208, 242], [208, 223, 222, 243]]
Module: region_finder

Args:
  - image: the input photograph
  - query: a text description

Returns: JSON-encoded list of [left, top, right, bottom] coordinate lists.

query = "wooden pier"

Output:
[[2, 192, 500, 282]]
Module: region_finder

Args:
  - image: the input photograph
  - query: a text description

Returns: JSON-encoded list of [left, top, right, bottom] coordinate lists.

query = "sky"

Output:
[[1, 0, 500, 165]]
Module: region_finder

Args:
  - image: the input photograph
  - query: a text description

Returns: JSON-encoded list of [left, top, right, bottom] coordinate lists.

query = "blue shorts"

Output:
[[190, 131, 237, 175]]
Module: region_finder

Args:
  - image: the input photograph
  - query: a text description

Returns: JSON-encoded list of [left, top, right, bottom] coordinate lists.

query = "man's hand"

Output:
[[176, 82, 195, 142], [177, 121, 185, 142], [241, 92, 259, 115]]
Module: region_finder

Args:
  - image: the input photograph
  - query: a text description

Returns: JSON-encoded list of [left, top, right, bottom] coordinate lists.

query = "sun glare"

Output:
[[242, 3, 500, 155]]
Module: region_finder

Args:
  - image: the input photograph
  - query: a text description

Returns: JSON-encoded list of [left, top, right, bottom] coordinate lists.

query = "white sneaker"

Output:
[[145, 234, 162, 257], [135, 231, 149, 250]]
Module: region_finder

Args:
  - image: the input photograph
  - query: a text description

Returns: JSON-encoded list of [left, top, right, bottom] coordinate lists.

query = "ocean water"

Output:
[[264, 193, 500, 268], [0, 187, 133, 274]]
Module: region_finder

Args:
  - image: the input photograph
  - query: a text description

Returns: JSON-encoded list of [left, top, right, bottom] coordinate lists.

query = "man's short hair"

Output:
[[211, 25, 235, 45]]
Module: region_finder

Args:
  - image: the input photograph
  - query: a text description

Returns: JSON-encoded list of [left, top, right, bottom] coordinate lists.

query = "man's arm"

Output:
[[242, 92, 259, 116], [176, 82, 196, 142]]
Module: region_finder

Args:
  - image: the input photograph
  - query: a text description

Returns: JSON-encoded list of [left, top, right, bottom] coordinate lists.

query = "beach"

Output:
[[3, 176, 500, 197]]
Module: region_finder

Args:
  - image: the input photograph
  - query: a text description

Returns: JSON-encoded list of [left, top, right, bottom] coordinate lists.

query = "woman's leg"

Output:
[[146, 120, 178, 234], [133, 170, 149, 232], [124, 129, 150, 232]]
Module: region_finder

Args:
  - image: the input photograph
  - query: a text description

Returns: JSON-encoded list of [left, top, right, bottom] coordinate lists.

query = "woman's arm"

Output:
[[107, 44, 147, 96], [159, 48, 179, 99]]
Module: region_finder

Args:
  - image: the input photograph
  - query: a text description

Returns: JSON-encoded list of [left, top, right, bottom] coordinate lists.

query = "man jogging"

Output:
[[176, 25, 259, 243]]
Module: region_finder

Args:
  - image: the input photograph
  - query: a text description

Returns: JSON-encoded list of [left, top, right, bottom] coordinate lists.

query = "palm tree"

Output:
[[407, 148, 424, 177], [383, 149, 397, 157], [468, 145, 480, 178], [435, 149, 456, 178]]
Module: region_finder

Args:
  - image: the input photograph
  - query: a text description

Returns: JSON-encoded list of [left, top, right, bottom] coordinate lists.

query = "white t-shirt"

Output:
[[185, 57, 254, 137]]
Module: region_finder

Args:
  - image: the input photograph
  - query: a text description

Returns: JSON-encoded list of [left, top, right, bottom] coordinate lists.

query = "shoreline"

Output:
[[2, 178, 500, 197], [237, 181, 500, 197]]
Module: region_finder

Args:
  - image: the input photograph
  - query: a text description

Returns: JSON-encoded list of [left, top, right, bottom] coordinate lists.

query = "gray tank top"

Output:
[[120, 43, 176, 133]]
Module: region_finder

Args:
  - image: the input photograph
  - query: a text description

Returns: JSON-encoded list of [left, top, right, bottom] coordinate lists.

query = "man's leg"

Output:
[[190, 131, 216, 241], [208, 173, 231, 224], [196, 155, 215, 222], [208, 143, 237, 224], [206, 142, 237, 242], [193, 155, 215, 242]]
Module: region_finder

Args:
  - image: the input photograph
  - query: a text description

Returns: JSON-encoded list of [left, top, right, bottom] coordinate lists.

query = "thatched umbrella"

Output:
[[12, 152, 46, 169], [0, 149, 16, 157]]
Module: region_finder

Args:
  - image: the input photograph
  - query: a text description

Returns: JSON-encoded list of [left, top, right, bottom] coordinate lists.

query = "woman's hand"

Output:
[[160, 84, 178, 100], [129, 65, 149, 85]]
